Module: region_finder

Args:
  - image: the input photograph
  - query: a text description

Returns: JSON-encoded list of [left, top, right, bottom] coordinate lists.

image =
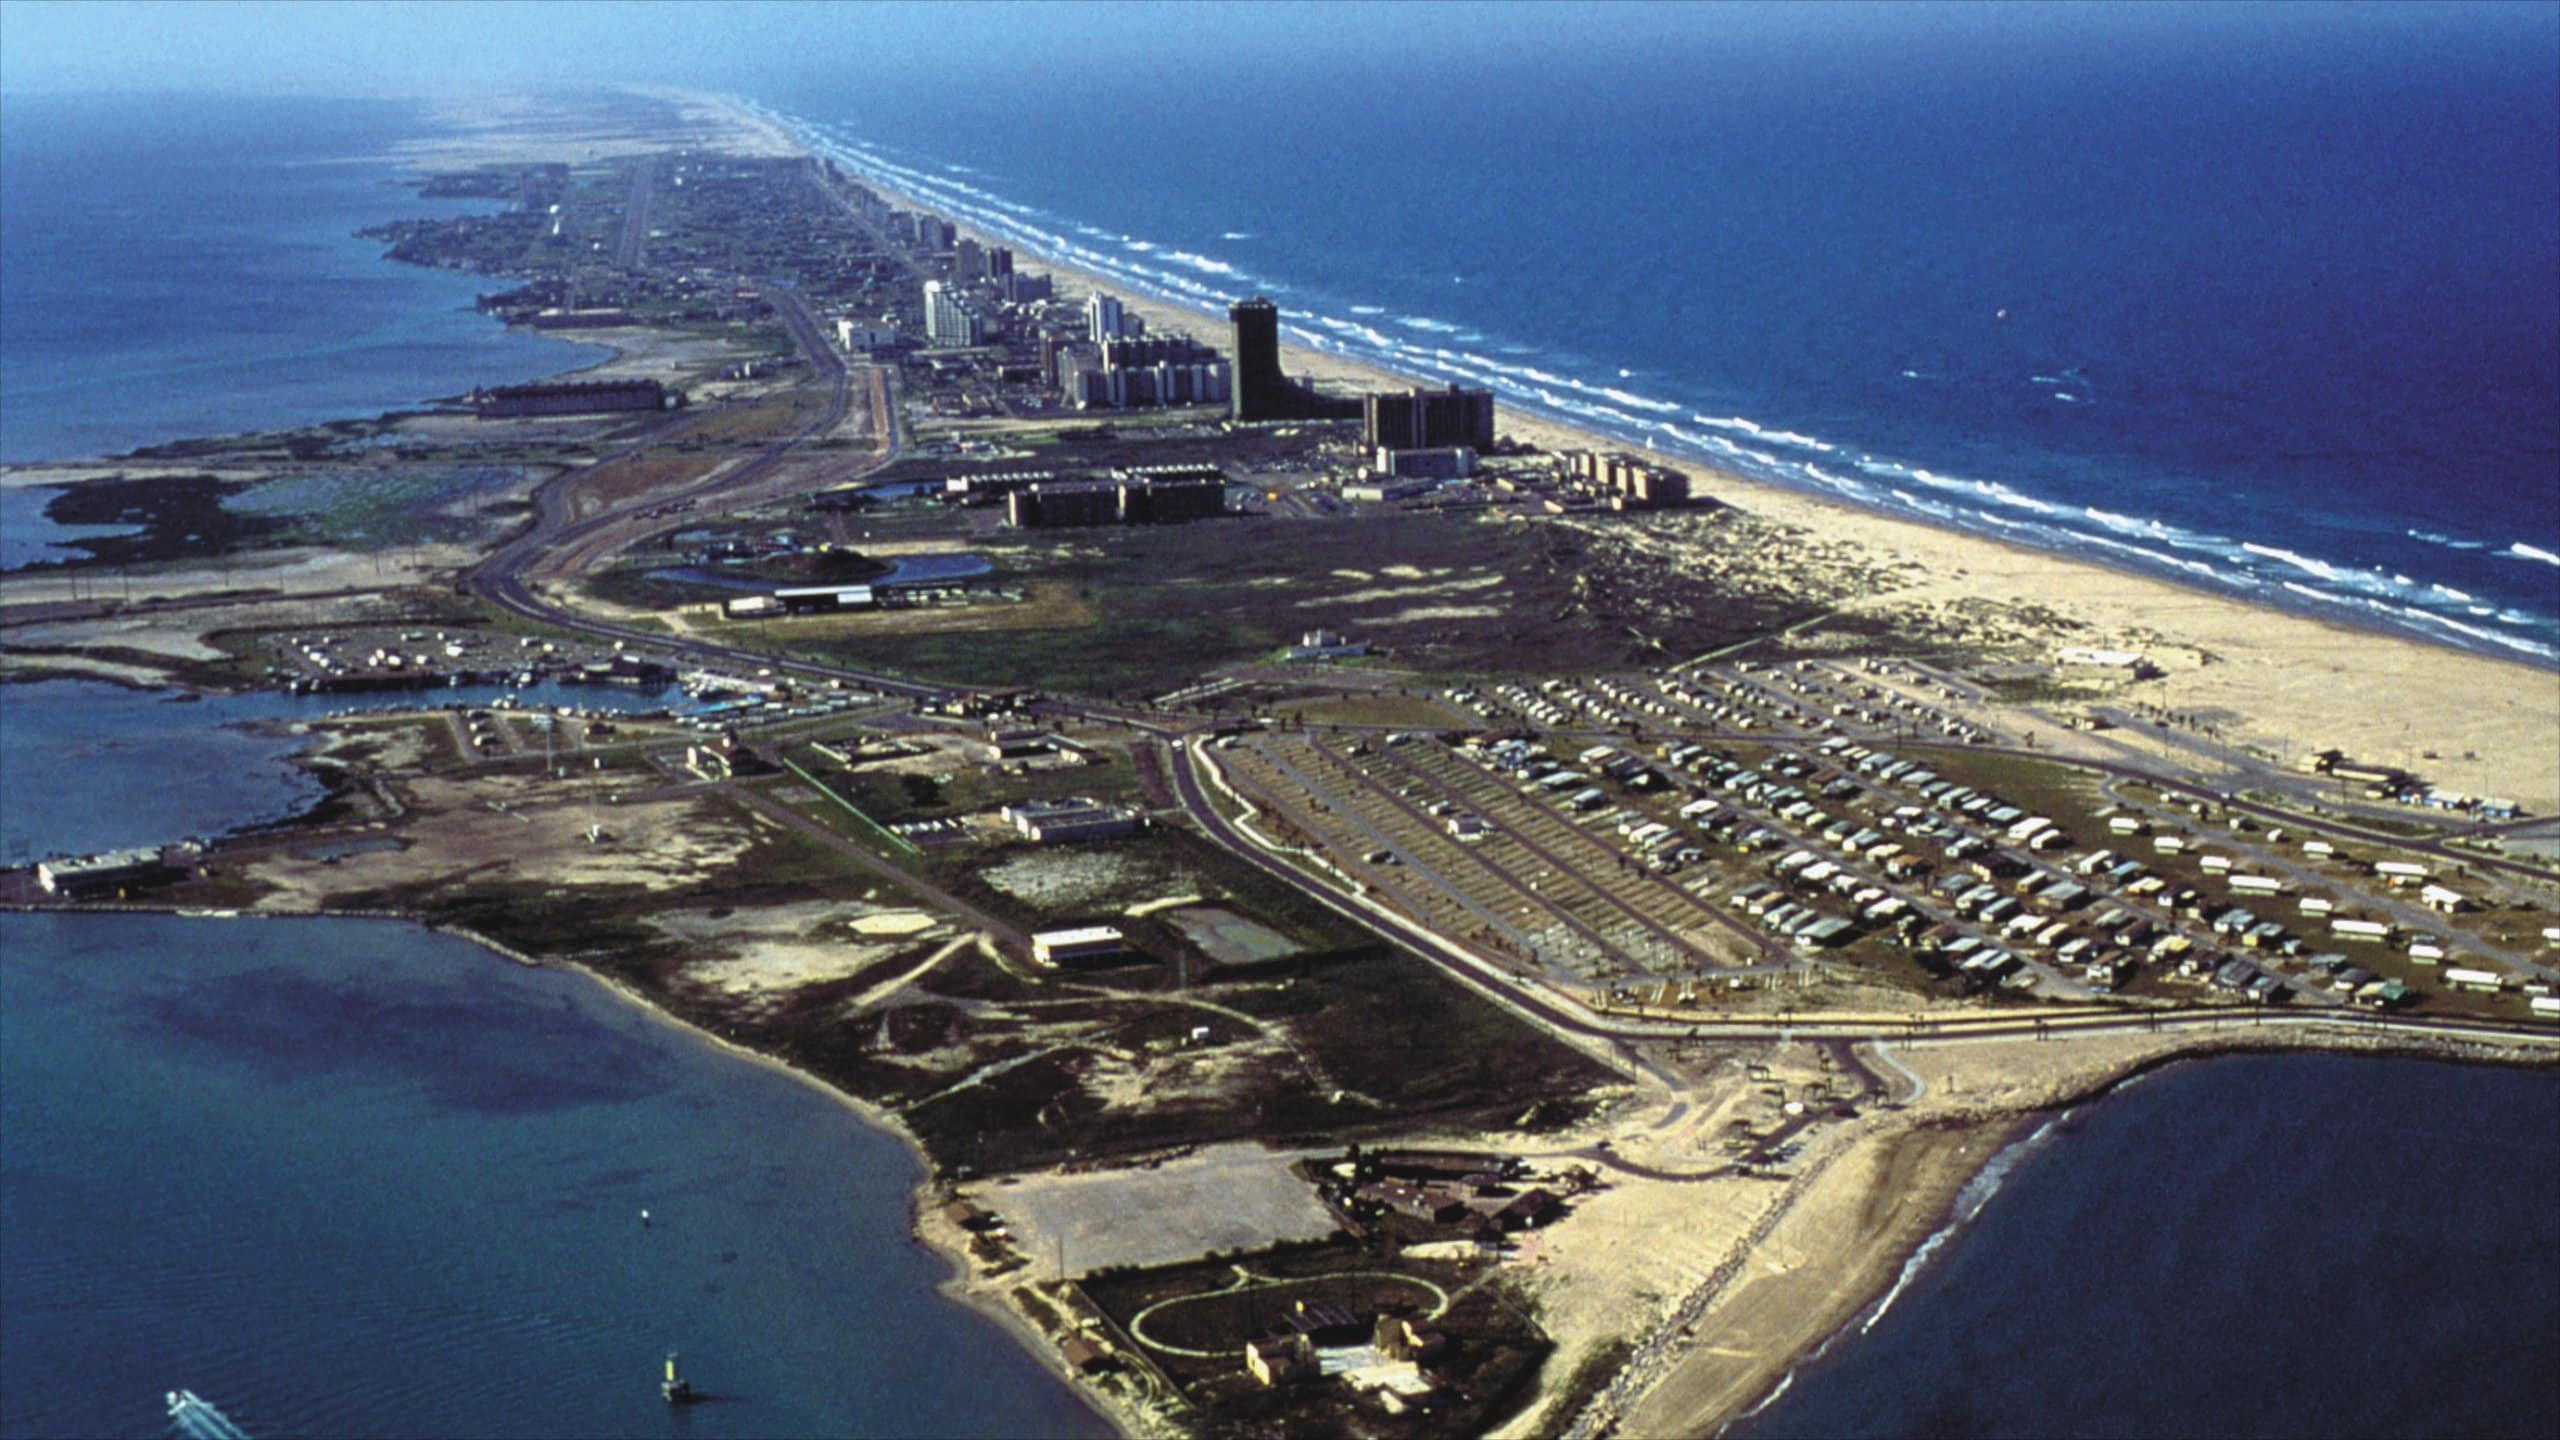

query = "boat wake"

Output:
[[167, 1389, 253, 1440]]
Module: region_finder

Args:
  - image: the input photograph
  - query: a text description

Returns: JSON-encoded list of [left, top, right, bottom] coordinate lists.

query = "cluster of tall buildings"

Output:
[[1041, 293, 1228, 410], [1565, 451, 1690, 509], [954, 237, 1013, 283], [1056, 334, 1230, 409]]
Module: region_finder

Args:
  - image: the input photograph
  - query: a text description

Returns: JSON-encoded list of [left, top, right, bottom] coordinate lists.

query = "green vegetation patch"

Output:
[[229, 464, 531, 547]]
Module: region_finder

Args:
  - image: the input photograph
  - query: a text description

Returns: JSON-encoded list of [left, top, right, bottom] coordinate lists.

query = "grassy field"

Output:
[[805, 510, 1811, 700]]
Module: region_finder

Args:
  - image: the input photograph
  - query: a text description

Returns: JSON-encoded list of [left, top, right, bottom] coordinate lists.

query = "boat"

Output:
[[661, 1350, 698, 1404], [167, 1390, 253, 1440]]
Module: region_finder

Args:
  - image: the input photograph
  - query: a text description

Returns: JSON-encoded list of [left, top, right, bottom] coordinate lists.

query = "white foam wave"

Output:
[[2053, 392, 2082, 403], [1863, 1112, 2069, 1335], [784, 108, 2560, 667], [1220, 231, 1252, 240], [2242, 542, 2353, 584], [1691, 415, 1834, 452], [1598, 387, 1682, 415], [1163, 249, 1240, 277]]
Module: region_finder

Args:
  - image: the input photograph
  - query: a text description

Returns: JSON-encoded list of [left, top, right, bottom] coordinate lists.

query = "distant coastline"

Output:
[[4, 84, 2552, 1440], [706, 90, 2557, 817], [752, 98, 2560, 672]]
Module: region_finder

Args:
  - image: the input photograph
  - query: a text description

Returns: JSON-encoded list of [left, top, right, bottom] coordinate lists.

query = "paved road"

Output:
[[1167, 739, 2560, 1056]]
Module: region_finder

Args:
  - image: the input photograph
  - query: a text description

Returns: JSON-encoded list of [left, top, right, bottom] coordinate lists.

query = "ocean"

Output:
[[764, 4, 2559, 665], [1729, 1053, 2560, 1440], [0, 93, 598, 464], [0, 681, 1104, 1439], [1, 35, 2555, 1436]]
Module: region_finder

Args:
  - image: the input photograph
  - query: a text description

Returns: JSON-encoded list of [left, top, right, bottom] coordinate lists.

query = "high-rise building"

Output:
[[986, 245, 1014, 277], [955, 238, 986, 281], [1086, 292, 1125, 345], [1365, 383, 1497, 453], [923, 279, 985, 347], [1567, 451, 1690, 509], [1067, 335, 1229, 409], [1229, 296, 1287, 421]]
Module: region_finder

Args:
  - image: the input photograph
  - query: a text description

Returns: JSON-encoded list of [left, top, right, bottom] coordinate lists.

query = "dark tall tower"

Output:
[[1229, 296, 1287, 421]]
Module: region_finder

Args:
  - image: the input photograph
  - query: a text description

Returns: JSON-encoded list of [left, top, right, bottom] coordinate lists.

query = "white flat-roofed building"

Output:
[[1031, 926, 1126, 967], [36, 846, 169, 896]]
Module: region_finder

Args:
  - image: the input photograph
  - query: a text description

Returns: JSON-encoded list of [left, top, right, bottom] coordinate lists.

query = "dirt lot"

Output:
[[967, 1141, 1341, 1276]]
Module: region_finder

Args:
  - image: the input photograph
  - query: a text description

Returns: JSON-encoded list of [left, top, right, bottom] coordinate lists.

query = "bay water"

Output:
[[1731, 1053, 2560, 1440]]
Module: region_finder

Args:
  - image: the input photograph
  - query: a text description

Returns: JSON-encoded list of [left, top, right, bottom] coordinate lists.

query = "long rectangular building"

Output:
[[1006, 475, 1226, 528], [1365, 383, 1495, 452], [472, 379, 673, 418]]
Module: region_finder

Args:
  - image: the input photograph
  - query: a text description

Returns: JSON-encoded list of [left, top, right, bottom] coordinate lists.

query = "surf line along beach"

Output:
[[692, 89, 2560, 1437], [763, 90, 2555, 822]]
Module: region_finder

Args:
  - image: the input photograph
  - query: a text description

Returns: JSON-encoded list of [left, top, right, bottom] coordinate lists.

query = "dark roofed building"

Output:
[[472, 378, 676, 418]]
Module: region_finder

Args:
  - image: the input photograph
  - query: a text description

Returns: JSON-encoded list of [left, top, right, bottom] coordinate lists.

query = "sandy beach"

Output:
[[8, 84, 2545, 1440], [737, 89, 2554, 818]]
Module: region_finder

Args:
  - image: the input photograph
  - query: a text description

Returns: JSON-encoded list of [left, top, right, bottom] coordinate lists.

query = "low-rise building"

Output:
[[1030, 926, 1126, 967], [35, 846, 170, 897], [1244, 1335, 1318, 1386], [1001, 798, 1138, 843]]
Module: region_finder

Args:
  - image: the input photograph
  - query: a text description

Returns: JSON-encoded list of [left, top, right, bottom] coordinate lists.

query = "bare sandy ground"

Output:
[[966, 1141, 1340, 1277], [243, 771, 772, 912]]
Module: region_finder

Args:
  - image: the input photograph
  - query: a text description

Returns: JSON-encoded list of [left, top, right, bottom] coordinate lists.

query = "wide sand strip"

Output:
[[701, 87, 2554, 815]]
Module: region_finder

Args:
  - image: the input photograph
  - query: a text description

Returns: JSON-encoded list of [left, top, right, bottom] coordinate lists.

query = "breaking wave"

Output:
[[767, 102, 2560, 668]]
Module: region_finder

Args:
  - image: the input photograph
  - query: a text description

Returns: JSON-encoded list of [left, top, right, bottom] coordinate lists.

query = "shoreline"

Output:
[[781, 127, 2558, 814], [761, 105, 2559, 677], [6, 86, 2554, 1440], [0, 898, 1138, 1438], [23, 886, 2554, 1440], [1599, 1024, 2560, 1440]]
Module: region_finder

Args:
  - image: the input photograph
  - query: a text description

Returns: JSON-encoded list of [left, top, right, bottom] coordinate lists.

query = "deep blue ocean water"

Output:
[[1, 39, 2555, 1437], [0, 682, 1104, 1438], [0, 93, 598, 463], [769, 5, 2559, 664], [1730, 1053, 2560, 1440]]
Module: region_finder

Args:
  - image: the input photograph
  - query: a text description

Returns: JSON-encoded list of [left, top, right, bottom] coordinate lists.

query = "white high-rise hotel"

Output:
[[923, 280, 985, 347], [1085, 292, 1124, 345]]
